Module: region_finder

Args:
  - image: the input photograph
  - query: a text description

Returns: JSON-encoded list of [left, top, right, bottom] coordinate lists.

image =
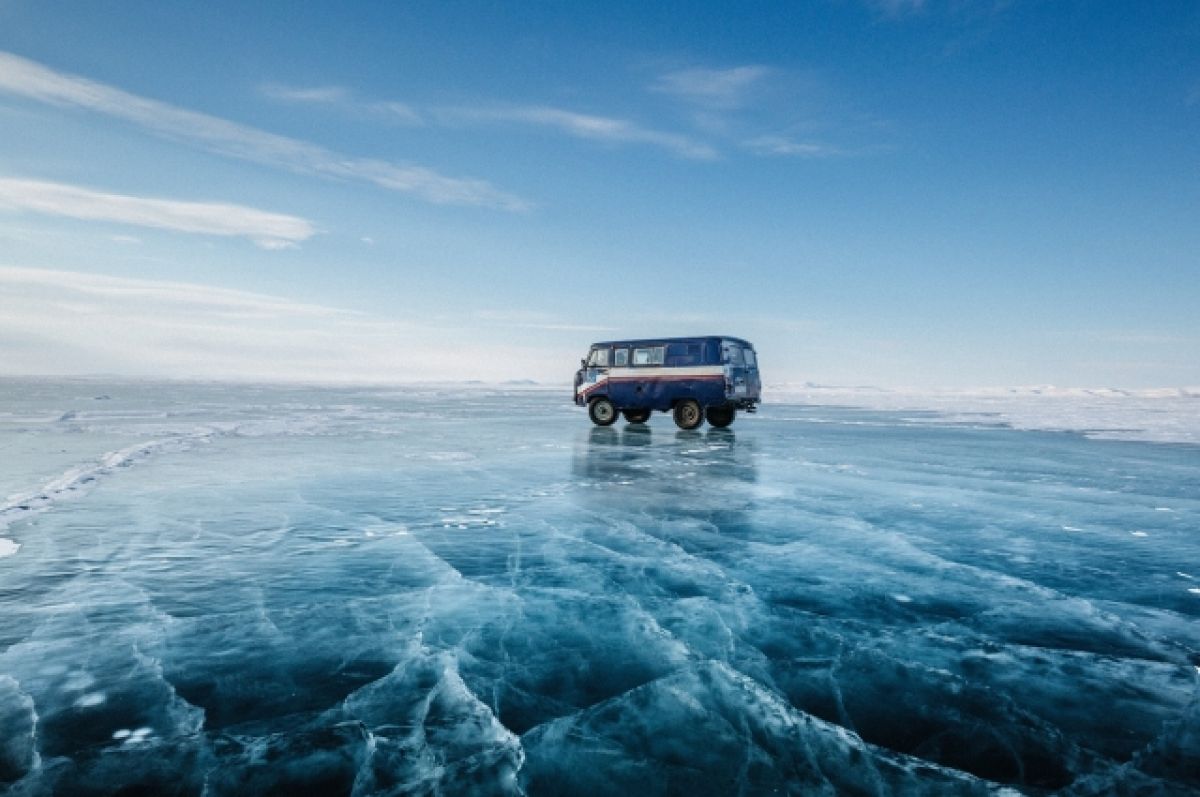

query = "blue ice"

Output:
[[0, 379, 1197, 794]]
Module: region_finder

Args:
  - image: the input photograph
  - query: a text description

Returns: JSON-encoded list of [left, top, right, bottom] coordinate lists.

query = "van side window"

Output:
[[666, 343, 702, 366], [613, 349, 629, 366], [588, 349, 610, 367], [632, 346, 665, 366], [722, 342, 744, 366]]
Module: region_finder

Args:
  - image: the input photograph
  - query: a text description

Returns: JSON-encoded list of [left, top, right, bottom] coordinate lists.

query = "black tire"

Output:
[[623, 409, 651, 424], [707, 404, 736, 428], [588, 397, 618, 426], [672, 399, 704, 430]]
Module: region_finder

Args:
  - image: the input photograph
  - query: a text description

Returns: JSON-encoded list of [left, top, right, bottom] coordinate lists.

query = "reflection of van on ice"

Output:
[[574, 336, 762, 429]]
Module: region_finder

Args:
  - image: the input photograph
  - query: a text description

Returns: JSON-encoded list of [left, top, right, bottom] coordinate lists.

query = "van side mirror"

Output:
[[581, 358, 587, 368]]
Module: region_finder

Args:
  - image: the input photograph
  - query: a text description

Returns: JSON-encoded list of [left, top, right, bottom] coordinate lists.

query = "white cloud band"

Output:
[[260, 82, 424, 125], [0, 266, 581, 383], [0, 51, 524, 210], [439, 105, 717, 160], [651, 65, 772, 109], [0, 178, 315, 249]]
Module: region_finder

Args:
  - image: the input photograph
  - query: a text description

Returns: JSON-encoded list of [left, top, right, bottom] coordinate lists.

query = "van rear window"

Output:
[[744, 349, 757, 368]]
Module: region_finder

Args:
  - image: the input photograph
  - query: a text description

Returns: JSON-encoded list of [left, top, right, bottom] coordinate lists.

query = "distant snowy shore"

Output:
[[765, 384, 1200, 445], [2, 376, 1197, 445], [422, 380, 1200, 445]]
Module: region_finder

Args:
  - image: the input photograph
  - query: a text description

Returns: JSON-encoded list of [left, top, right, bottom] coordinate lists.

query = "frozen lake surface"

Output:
[[1, 379, 1197, 795]]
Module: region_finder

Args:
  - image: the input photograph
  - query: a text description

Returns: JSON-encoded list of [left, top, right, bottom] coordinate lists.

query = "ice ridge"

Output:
[[0, 427, 224, 556], [519, 659, 1008, 795]]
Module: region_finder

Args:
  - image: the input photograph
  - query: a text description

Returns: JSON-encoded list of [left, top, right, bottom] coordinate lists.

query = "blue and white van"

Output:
[[574, 336, 761, 429]]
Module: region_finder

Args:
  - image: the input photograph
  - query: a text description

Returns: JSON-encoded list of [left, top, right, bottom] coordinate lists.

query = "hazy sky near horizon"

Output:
[[1, 1, 1197, 387]]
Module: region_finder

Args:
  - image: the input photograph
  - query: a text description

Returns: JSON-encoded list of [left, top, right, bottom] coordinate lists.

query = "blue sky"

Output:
[[0, 0, 1197, 386]]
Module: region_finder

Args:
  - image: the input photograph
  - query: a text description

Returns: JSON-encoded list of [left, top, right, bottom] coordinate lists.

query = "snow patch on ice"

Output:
[[0, 538, 18, 557], [74, 692, 105, 708], [120, 726, 154, 745], [767, 383, 1200, 444]]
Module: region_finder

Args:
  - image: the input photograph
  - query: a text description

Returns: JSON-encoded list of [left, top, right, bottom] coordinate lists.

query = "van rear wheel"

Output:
[[707, 404, 736, 428], [588, 397, 618, 426], [623, 409, 651, 424], [673, 399, 704, 430]]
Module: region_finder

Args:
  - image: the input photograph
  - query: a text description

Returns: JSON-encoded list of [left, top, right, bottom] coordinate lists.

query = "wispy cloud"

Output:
[[648, 63, 886, 159], [265, 82, 712, 158], [0, 178, 315, 249], [743, 135, 846, 158], [650, 65, 773, 110], [259, 83, 350, 104], [0, 51, 523, 211], [260, 82, 423, 125], [439, 105, 717, 160], [369, 100, 424, 125], [0, 266, 579, 382], [0, 265, 346, 318]]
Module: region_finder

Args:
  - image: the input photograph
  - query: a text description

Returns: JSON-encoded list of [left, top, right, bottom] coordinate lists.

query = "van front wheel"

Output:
[[588, 397, 618, 426], [707, 404, 736, 428], [673, 399, 704, 430]]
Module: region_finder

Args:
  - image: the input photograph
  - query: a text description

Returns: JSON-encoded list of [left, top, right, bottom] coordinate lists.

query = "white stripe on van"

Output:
[[607, 366, 724, 378]]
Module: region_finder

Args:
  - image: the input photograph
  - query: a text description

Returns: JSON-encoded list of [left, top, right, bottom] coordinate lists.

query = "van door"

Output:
[[581, 346, 612, 400], [721, 340, 749, 400], [742, 346, 761, 400]]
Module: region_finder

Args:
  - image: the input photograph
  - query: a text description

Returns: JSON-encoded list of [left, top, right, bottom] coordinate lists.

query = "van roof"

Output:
[[590, 335, 753, 349]]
